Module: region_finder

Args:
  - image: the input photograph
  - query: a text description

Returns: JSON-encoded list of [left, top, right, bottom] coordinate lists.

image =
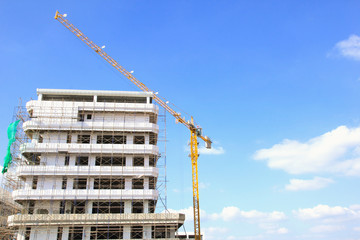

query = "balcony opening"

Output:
[[149, 132, 157, 145], [90, 226, 123, 240], [132, 178, 144, 189], [149, 177, 157, 190], [149, 155, 157, 167], [32, 176, 38, 189], [94, 178, 125, 189], [28, 201, 35, 215], [57, 227, 63, 240], [95, 156, 125, 166], [97, 95, 146, 103], [97, 135, 126, 144], [71, 200, 86, 214], [152, 226, 171, 239], [133, 157, 144, 167], [59, 200, 65, 214], [78, 113, 84, 122], [68, 226, 83, 240], [64, 155, 70, 166], [149, 200, 156, 213], [87, 114, 92, 120], [28, 153, 41, 165], [92, 201, 124, 214], [131, 226, 143, 239], [132, 201, 144, 214], [25, 227, 31, 240], [77, 134, 90, 144], [149, 113, 157, 124], [134, 136, 145, 144], [73, 178, 87, 189], [62, 177, 67, 190], [75, 156, 89, 166]]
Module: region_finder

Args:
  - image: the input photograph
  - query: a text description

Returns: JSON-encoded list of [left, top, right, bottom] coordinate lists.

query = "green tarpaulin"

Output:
[[2, 120, 20, 174]]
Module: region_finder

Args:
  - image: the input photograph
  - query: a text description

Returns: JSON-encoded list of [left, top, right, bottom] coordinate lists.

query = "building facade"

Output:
[[8, 89, 184, 240]]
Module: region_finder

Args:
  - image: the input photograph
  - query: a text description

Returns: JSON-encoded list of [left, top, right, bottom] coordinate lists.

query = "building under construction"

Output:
[[4, 88, 187, 240]]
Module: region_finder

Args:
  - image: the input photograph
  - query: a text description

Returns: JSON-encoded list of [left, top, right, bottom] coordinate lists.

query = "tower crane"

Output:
[[54, 11, 211, 240]]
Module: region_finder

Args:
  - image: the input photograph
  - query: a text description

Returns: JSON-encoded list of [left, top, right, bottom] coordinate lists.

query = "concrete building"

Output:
[[8, 89, 185, 240]]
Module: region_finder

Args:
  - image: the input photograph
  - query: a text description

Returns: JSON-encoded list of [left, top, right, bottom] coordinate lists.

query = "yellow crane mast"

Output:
[[54, 11, 211, 240]]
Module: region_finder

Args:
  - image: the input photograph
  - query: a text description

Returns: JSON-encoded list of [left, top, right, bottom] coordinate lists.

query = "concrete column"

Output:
[[126, 156, 132, 167], [89, 155, 96, 166], [144, 178, 149, 190], [71, 133, 78, 143], [125, 178, 132, 190], [123, 226, 131, 239], [127, 134, 133, 144], [144, 155, 149, 167], [124, 201, 131, 213], [91, 134, 97, 144], [144, 225, 152, 239], [145, 133, 150, 145], [83, 226, 91, 240], [88, 178, 94, 190], [62, 227, 69, 240], [16, 227, 26, 240], [31, 132, 39, 144], [38, 93, 43, 101], [67, 178, 74, 190], [94, 95, 97, 102], [86, 200, 93, 214], [24, 177, 33, 190], [144, 200, 149, 213], [65, 201, 72, 214], [69, 156, 76, 166]]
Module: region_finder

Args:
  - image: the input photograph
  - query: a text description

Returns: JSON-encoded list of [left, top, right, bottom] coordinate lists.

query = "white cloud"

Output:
[[167, 206, 286, 224], [202, 227, 229, 240], [167, 206, 214, 222], [285, 177, 334, 191], [353, 226, 360, 232], [198, 146, 225, 155], [310, 224, 344, 233], [294, 204, 360, 221], [253, 125, 360, 175], [216, 206, 286, 222], [199, 182, 210, 189], [277, 227, 289, 234], [335, 35, 360, 60]]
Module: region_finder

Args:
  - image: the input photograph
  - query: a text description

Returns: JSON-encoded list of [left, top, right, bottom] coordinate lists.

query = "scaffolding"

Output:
[[2, 90, 187, 240]]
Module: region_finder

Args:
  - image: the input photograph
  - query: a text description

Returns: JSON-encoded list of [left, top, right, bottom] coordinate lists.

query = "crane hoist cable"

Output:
[[54, 11, 212, 240]]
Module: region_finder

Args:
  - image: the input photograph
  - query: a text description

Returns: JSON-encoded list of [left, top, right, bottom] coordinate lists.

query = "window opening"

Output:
[[68, 226, 83, 240], [134, 136, 145, 144], [90, 226, 123, 240], [62, 177, 67, 190], [131, 226, 143, 239], [73, 178, 87, 189], [64, 155, 70, 166], [132, 178, 144, 189], [77, 134, 90, 144], [75, 156, 89, 166], [133, 157, 144, 167], [32, 176, 38, 189], [97, 135, 126, 144]]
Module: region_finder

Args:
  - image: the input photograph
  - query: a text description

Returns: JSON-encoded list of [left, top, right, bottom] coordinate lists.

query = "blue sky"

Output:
[[1, 1, 360, 239]]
